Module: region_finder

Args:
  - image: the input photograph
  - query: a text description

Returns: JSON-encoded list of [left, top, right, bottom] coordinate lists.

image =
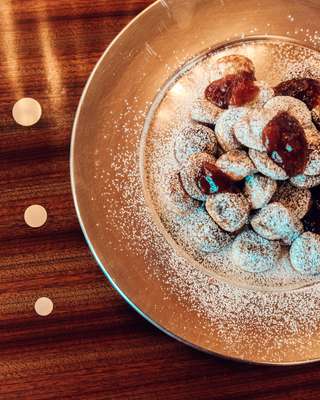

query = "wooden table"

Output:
[[1, 1, 320, 399]]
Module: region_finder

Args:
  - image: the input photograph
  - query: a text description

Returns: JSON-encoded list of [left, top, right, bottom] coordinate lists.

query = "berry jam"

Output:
[[303, 186, 320, 233], [274, 78, 320, 110], [205, 71, 259, 109], [262, 112, 308, 177], [196, 161, 239, 195]]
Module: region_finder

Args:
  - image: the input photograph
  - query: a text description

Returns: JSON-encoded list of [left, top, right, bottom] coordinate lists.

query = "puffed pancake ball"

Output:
[[251, 202, 303, 244], [206, 192, 250, 232], [249, 149, 288, 181], [290, 232, 320, 275], [215, 55, 255, 79], [174, 123, 217, 165], [311, 104, 320, 130], [290, 174, 320, 189], [161, 172, 199, 216], [214, 108, 247, 151], [272, 182, 311, 219], [304, 128, 320, 176], [180, 152, 216, 201], [191, 98, 222, 125], [216, 150, 257, 181], [234, 109, 274, 152], [248, 81, 274, 107], [187, 208, 233, 253], [264, 96, 312, 129], [244, 174, 277, 209], [231, 229, 281, 273]]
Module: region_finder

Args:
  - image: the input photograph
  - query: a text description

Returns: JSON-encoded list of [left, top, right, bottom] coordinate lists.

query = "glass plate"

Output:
[[71, 0, 320, 364]]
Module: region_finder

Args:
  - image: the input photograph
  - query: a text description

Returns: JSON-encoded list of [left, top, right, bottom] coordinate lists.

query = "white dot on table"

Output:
[[34, 297, 53, 316], [24, 205, 47, 228], [12, 98, 42, 126]]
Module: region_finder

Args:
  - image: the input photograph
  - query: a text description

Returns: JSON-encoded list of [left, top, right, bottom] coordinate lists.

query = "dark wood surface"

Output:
[[1, 1, 320, 399]]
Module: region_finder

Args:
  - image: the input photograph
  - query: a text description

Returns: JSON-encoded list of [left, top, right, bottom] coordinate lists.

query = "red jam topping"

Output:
[[303, 186, 320, 233], [262, 112, 308, 177], [196, 161, 239, 195], [205, 71, 259, 109], [274, 78, 320, 110]]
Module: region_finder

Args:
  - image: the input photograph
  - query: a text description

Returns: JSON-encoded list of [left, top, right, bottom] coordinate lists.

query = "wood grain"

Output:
[[1, 1, 320, 399]]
